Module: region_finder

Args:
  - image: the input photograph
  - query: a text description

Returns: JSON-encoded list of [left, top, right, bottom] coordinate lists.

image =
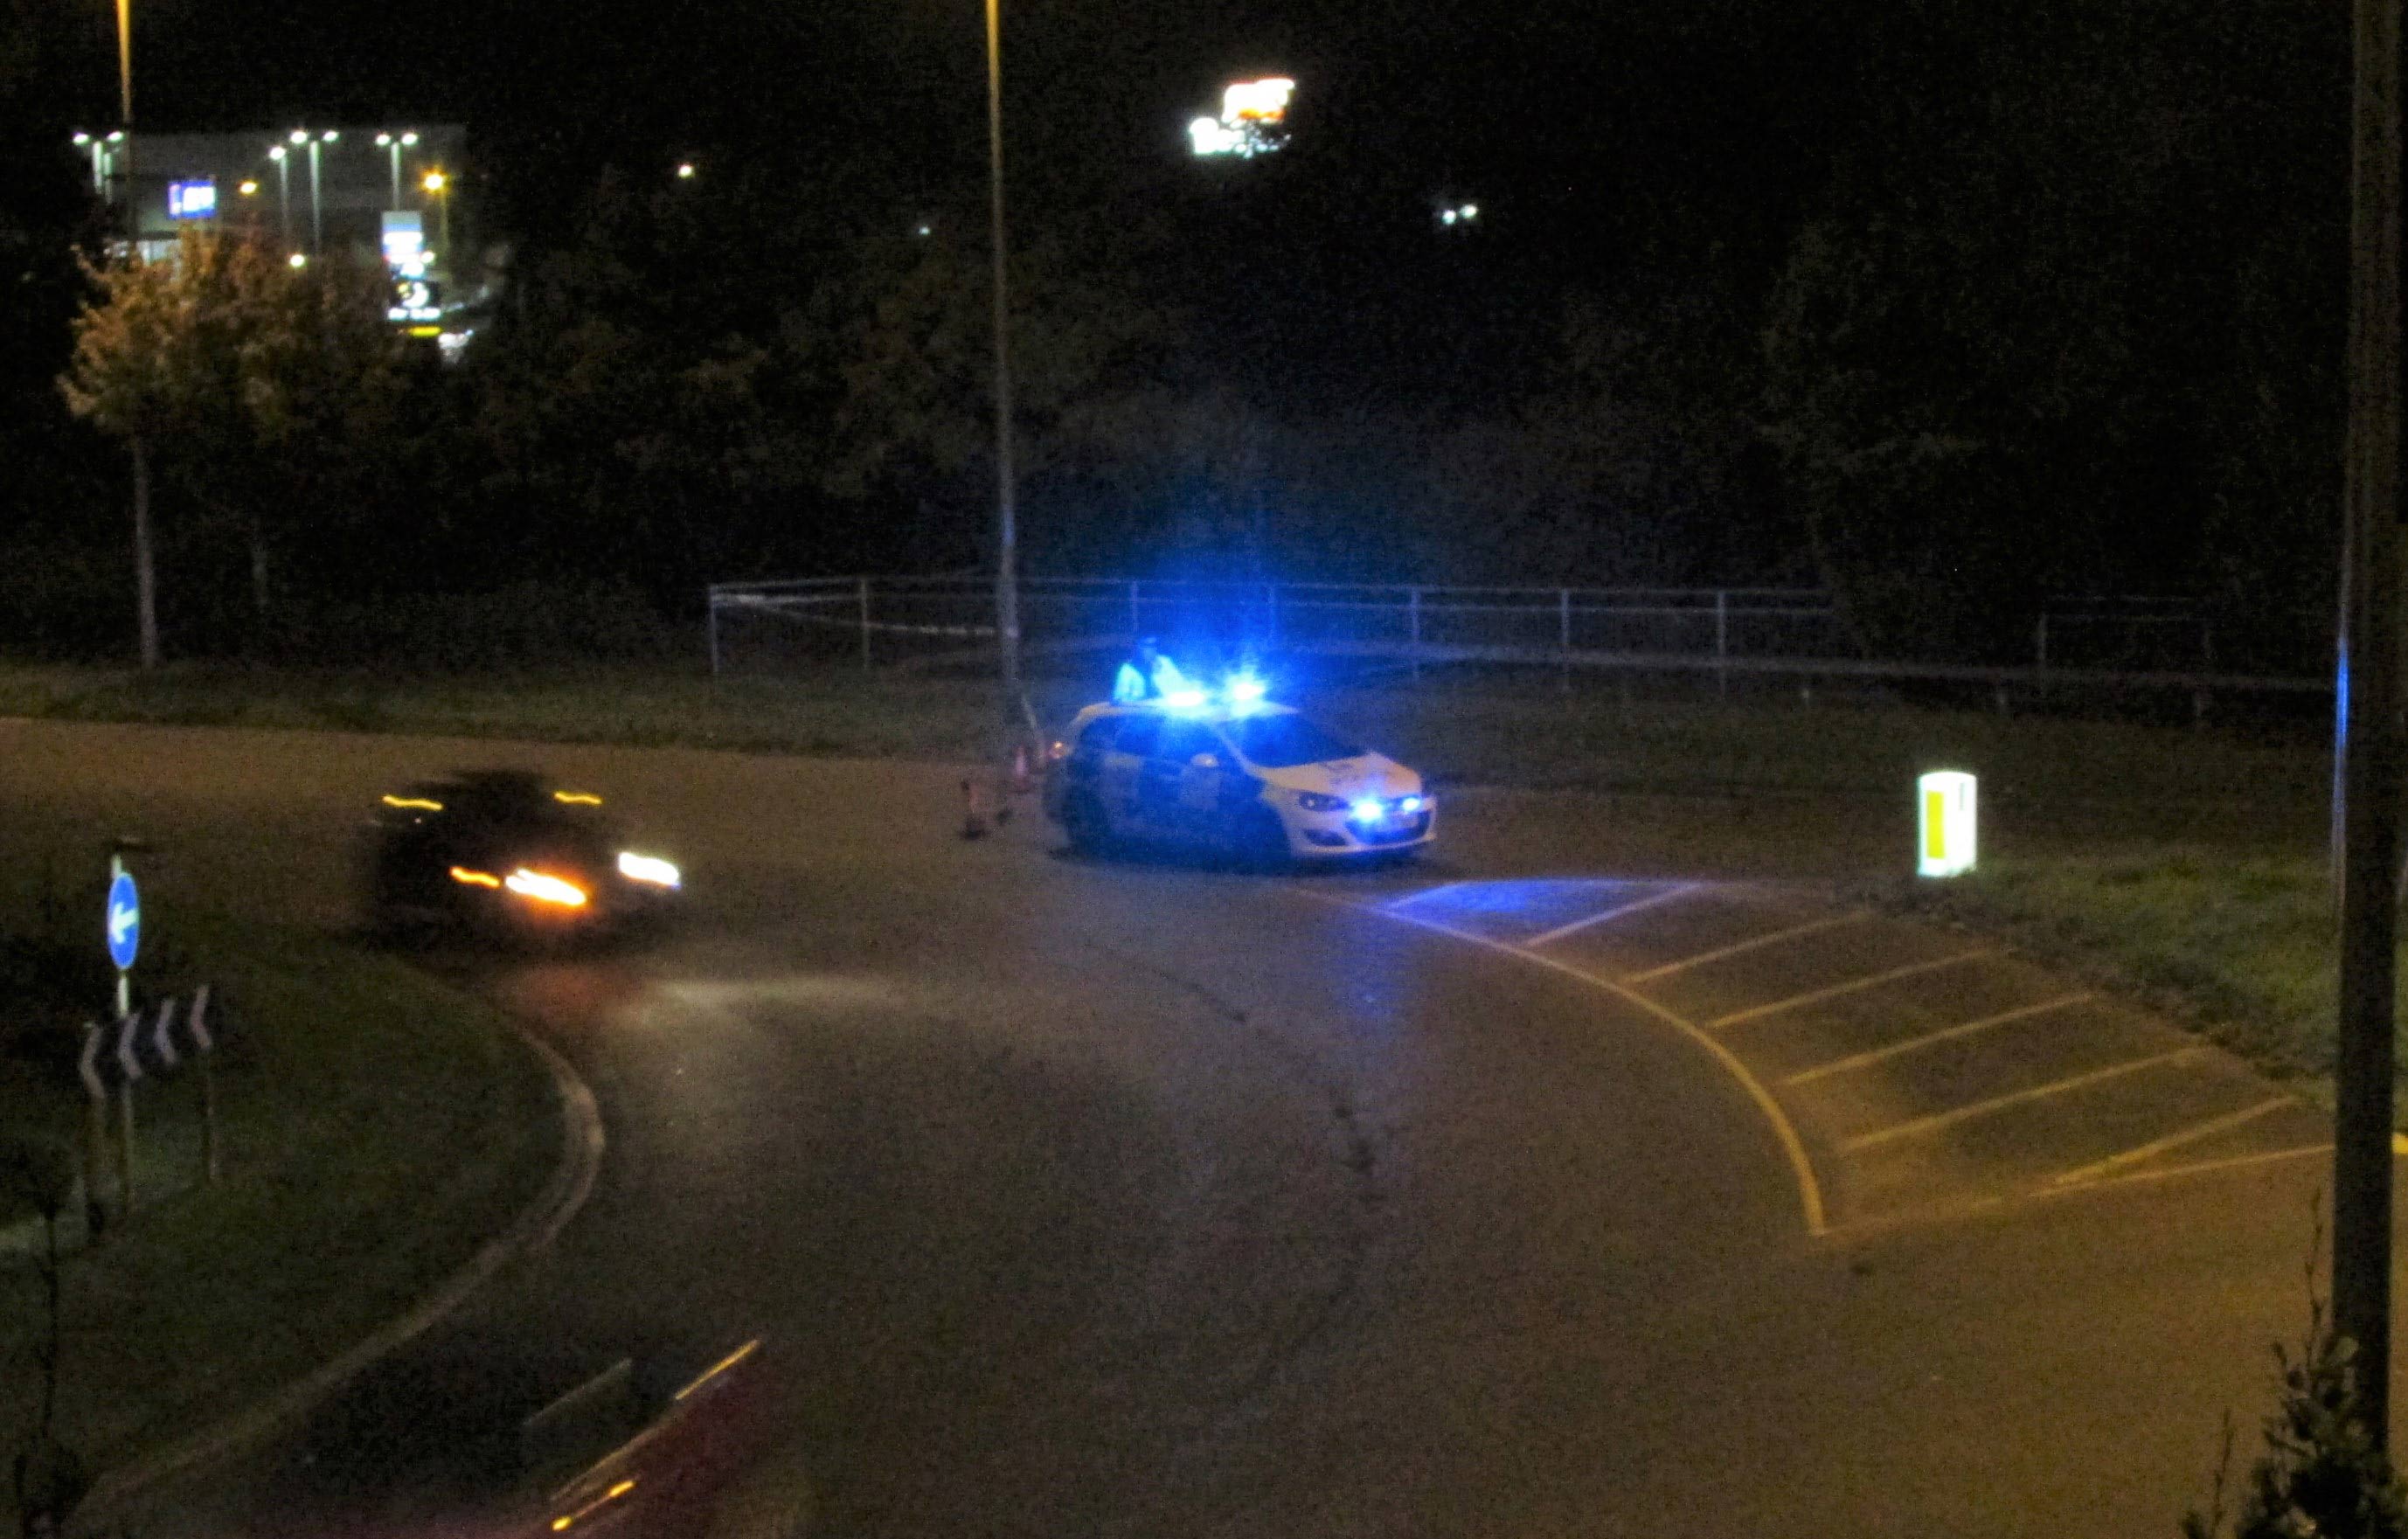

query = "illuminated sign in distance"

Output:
[[168, 180, 218, 218], [1190, 77, 1296, 158]]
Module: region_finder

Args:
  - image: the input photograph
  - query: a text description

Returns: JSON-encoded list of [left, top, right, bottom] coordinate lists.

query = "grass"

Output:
[[1895, 851, 2397, 1112], [0, 658, 2335, 813], [0, 901, 560, 1487]]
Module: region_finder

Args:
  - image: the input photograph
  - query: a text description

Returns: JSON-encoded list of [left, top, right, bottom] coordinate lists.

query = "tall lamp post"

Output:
[[421, 170, 450, 276], [983, 0, 1024, 728], [302, 128, 337, 255], [113, 0, 132, 201], [267, 143, 292, 250], [375, 130, 417, 208], [2333, 0, 2406, 1453]]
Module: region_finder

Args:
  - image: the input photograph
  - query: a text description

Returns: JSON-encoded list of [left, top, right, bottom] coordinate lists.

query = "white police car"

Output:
[[1044, 686, 1435, 865]]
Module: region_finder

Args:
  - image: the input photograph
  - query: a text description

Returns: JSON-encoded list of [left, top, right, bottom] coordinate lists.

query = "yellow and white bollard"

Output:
[[1917, 771, 1977, 878]]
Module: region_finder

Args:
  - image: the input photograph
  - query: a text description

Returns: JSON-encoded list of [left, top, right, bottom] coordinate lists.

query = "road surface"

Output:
[[0, 718, 2365, 1536]]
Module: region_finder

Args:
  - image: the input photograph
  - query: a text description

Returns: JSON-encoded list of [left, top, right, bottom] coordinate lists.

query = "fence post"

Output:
[[1715, 590, 1730, 700], [706, 592, 721, 677], [1409, 586, 1422, 684], [2035, 613, 2049, 671], [858, 577, 873, 670]]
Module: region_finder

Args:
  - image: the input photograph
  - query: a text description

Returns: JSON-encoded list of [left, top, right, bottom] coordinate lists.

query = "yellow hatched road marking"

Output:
[[2049, 1098, 2295, 1187], [1523, 884, 1705, 948], [1841, 1047, 2206, 1154], [1783, 994, 2092, 1085], [1620, 911, 1869, 984], [1287, 885, 1829, 1238], [1706, 951, 1992, 1030]]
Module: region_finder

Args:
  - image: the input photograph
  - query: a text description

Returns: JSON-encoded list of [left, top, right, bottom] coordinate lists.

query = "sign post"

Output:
[[105, 850, 141, 1214]]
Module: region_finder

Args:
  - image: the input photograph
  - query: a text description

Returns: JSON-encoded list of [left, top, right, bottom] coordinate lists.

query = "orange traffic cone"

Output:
[[960, 778, 990, 840]]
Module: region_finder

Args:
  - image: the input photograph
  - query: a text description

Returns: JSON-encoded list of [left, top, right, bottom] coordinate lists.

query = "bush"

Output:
[[2186, 1220, 2408, 1539]]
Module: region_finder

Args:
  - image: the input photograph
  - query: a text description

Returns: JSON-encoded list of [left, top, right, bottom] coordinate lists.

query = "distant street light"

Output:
[[72, 132, 109, 197], [267, 143, 293, 249], [305, 129, 337, 254], [676, 161, 696, 179], [420, 169, 451, 271], [374, 130, 418, 208]]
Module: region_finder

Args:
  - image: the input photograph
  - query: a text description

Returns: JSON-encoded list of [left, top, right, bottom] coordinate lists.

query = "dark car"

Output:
[[364, 770, 683, 943]]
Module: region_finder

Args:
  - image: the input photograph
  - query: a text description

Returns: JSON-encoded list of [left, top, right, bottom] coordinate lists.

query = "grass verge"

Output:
[[0, 659, 2333, 813], [0, 906, 560, 1495], [1891, 852, 2381, 1110]]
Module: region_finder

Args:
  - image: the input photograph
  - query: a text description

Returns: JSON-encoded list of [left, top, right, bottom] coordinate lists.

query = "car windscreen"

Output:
[[1226, 714, 1364, 768]]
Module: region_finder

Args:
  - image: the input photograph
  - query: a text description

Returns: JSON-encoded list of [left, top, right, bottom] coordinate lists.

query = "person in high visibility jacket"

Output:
[[1113, 637, 1193, 703]]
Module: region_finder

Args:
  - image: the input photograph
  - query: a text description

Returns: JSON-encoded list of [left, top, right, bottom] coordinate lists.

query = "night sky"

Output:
[[85, 0, 1834, 266]]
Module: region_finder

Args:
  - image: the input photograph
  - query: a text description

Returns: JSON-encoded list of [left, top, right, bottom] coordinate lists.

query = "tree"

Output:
[[811, 205, 1183, 559], [59, 227, 408, 662]]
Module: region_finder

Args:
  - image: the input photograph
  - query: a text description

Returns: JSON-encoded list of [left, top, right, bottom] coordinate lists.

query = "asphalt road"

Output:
[[0, 718, 2377, 1536]]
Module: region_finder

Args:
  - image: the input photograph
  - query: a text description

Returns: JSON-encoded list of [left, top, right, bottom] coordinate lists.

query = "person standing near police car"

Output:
[[1114, 636, 1192, 703]]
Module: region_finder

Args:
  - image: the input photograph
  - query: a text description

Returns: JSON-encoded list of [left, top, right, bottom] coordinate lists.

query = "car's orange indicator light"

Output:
[[448, 866, 501, 888]]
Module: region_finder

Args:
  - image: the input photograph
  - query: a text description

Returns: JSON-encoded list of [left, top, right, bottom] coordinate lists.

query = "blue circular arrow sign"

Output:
[[106, 871, 140, 972]]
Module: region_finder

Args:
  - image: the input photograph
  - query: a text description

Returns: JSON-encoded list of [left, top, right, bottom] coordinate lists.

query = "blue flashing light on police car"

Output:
[[1045, 664, 1436, 868]]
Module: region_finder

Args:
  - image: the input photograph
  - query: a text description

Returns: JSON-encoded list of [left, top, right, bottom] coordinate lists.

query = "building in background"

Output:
[[84, 124, 481, 349]]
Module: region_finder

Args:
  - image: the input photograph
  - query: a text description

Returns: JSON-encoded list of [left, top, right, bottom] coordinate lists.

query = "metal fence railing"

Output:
[[703, 574, 2325, 718]]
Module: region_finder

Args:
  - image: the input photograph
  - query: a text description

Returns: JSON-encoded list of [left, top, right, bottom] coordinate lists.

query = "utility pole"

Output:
[[984, 0, 1024, 729], [2335, 0, 2405, 1452]]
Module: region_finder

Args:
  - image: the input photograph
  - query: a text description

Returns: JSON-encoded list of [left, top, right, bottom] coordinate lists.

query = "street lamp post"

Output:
[[304, 128, 337, 255], [375, 130, 417, 208], [421, 170, 450, 275], [113, 0, 133, 200], [267, 144, 292, 250], [984, 0, 1024, 729]]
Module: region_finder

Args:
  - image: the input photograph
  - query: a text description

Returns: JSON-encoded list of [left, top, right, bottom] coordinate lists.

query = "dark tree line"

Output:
[[0, 0, 2356, 670]]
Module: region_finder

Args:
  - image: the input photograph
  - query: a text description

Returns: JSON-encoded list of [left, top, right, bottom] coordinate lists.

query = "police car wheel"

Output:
[[1238, 808, 1291, 872], [1062, 789, 1110, 856]]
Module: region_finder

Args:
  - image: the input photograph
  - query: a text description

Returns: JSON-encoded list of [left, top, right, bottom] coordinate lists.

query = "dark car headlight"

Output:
[[1294, 792, 1350, 814]]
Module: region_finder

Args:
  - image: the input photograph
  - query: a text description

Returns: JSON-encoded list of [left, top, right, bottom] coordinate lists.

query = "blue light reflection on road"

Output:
[[1390, 878, 1674, 945]]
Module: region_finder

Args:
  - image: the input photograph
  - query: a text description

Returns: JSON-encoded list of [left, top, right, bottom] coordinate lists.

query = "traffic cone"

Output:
[[960, 778, 989, 840], [1009, 742, 1036, 796]]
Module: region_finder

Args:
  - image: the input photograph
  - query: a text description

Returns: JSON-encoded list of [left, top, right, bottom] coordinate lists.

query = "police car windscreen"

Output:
[[1229, 715, 1364, 767]]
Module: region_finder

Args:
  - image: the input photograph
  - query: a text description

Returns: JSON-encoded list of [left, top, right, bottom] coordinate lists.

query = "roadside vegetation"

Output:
[[0, 876, 560, 1516]]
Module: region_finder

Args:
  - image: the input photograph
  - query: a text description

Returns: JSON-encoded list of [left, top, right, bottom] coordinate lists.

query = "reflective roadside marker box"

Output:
[[1918, 771, 1976, 878]]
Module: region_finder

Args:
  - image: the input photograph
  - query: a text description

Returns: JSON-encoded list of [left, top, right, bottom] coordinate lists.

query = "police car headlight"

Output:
[[1294, 792, 1350, 814], [1349, 798, 1385, 822]]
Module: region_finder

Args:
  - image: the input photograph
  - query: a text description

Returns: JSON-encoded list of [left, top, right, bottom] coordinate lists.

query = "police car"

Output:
[[1044, 683, 1435, 864]]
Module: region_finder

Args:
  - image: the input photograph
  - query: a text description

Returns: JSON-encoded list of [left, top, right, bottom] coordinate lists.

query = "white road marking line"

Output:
[[1839, 1047, 2208, 1154], [1285, 884, 1829, 1238], [1620, 911, 1870, 984], [1783, 994, 2092, 1086], [1523, 884, 1706, 949], [2048, 1098, 2297, 1187], [1706, 951, 1993, 1030], [1384, 882, 1463, 909]]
